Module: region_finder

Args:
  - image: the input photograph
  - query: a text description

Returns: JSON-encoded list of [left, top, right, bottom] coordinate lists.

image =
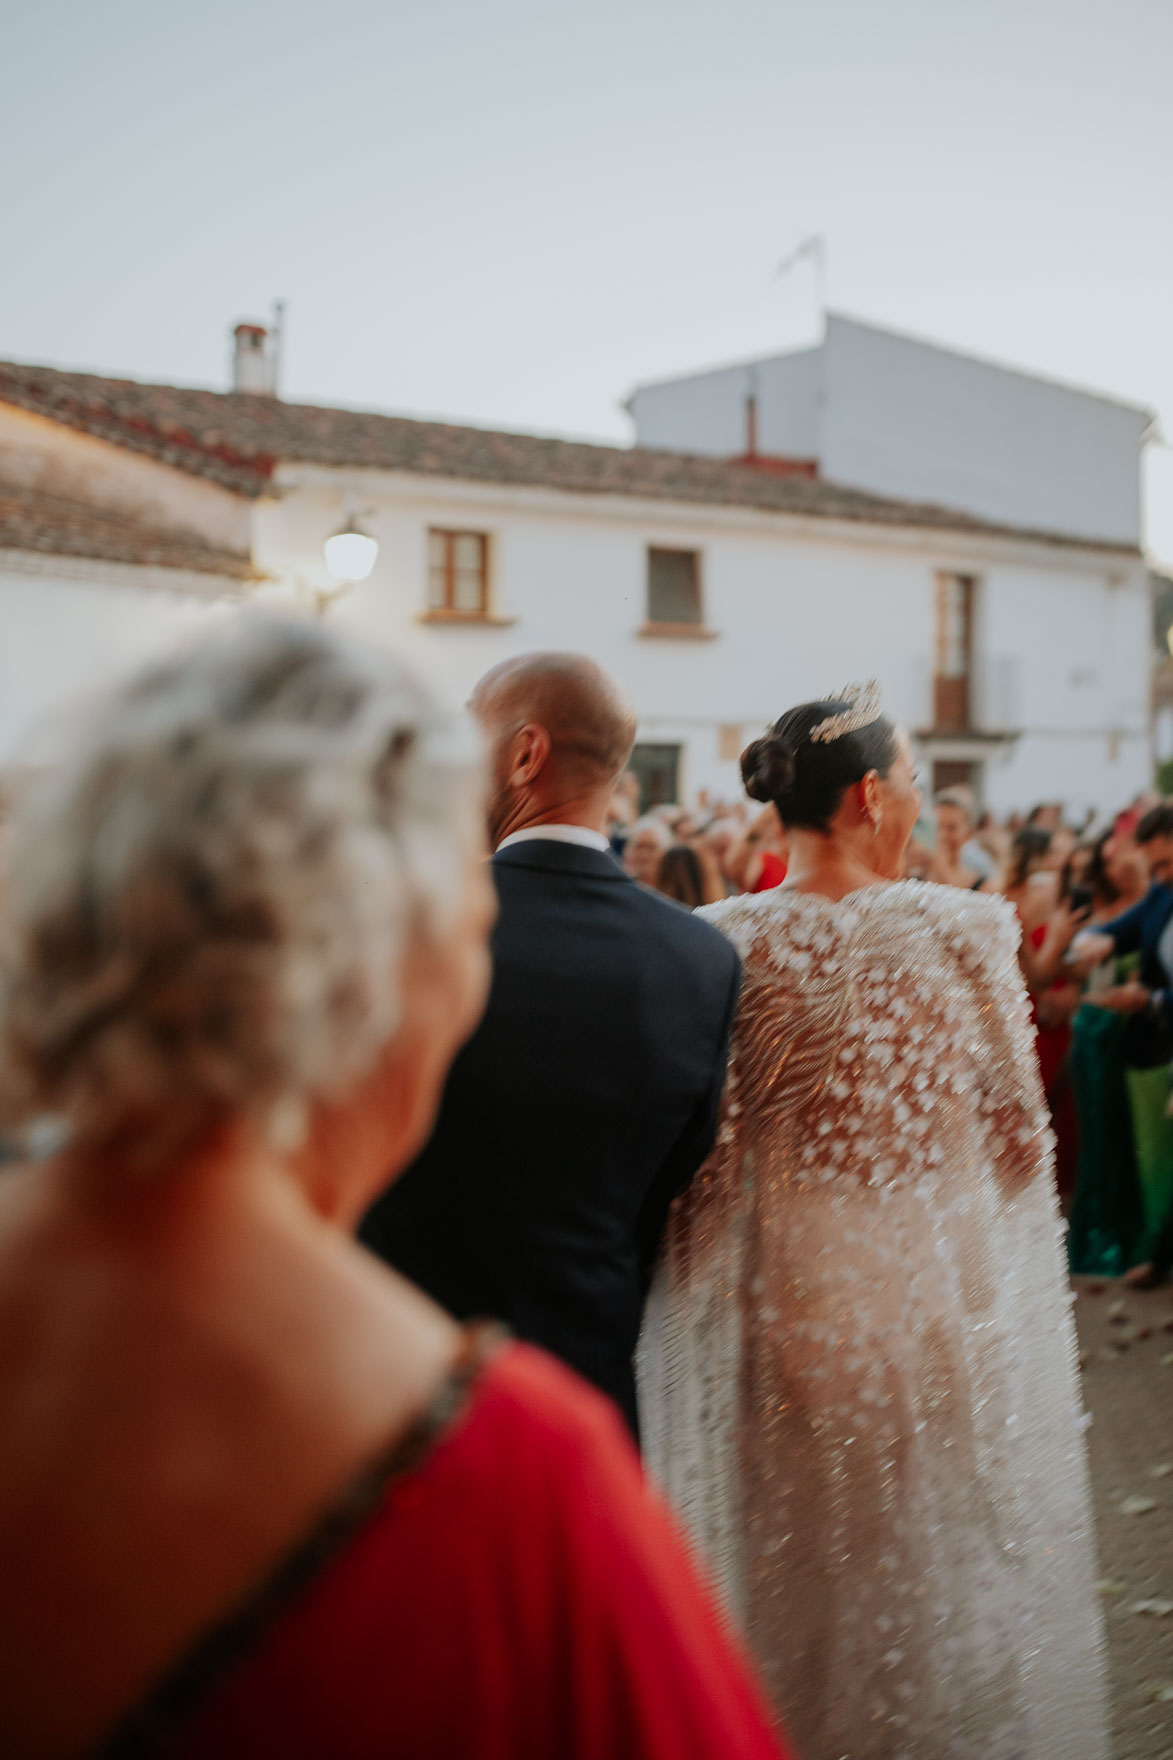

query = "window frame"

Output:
[[932, 571, 977, 730], [640, 545, 716, 638], [425, 527, 492, 622]]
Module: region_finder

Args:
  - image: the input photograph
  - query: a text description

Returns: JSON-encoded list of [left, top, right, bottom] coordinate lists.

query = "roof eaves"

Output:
[[0, 487, 259, 581], [0, 361, 1145, 556]]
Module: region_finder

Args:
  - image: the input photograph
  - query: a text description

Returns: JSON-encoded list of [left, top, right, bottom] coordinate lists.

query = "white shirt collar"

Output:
[[495, 823, 611, 855]]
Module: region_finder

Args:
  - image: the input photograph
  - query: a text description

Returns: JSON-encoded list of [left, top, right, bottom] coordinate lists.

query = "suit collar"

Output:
[[492, 839, 630, 881], [495, 823, 611, 856]]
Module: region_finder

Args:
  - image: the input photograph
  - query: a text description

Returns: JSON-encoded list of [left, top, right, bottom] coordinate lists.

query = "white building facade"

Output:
[[266, 466, 1151, 818], [0, 319, 1155, 819], [629, 313, 1152, 550]]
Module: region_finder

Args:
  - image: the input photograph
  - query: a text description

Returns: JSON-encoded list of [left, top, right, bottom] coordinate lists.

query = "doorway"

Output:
[[931, 758, 979, 797], [630, 742, 682, 810]]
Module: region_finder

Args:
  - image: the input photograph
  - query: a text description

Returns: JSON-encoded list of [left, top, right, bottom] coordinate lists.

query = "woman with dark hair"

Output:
[[638, 685, 1107, 1760], [655, 843, 706, 909], [999, 825, 1055, 914], [995, 826, 1088, 989]]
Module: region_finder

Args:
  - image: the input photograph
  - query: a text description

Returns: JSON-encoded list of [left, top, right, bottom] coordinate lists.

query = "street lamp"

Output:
[[315, 515, 379, 617], [324, 518, 378, 585]]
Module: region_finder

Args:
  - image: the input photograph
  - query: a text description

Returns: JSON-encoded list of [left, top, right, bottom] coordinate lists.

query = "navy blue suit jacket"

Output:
[[1100, 881, 1173, 1062], [360, 838, 741, 1435], [1100, 882, 1173, 987]]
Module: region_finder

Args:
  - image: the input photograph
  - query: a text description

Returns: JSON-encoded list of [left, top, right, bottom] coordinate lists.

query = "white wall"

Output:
[[628, 348, 821, 460], [0, 558, 233, 767], [629, 315, 1151, 548], [0, 474, 1148, 822], [0, 468, 1147, 822], [257, 466, 1152, 818], [820, 317, 1148, 548], [975, 561, 1151, 814]]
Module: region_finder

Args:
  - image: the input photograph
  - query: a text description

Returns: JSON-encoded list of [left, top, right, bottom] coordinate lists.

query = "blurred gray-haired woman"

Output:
[[0, 617, 786, 1760]]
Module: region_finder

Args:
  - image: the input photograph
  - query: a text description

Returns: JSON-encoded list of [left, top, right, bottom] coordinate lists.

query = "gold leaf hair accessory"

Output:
[[809, 680, 885, 745]]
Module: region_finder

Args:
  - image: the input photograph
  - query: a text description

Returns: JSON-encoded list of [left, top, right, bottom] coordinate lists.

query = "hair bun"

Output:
[[740, 732, 796, 803]]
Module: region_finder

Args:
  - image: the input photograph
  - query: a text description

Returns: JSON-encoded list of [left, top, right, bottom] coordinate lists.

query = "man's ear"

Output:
[[508, 723, 552, 788]]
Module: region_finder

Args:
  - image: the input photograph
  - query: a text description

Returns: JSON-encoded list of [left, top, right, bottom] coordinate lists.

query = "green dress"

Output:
[[1068, 1021, 1141, 1274], [1067, 954, 1146, 1275], [1123, 1058, 1173, 1262]]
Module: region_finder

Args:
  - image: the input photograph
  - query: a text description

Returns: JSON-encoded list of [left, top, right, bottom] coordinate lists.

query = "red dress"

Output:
[[105, 1340, 789, 1760], [752, 852, 787, 893], [1028, 920, 1077, 1198]]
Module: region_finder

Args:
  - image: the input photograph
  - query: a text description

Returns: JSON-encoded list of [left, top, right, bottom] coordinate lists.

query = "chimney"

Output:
[[743, 364, 760, 459], [232, 322, 271, 395], [744, 388, 759, 460]]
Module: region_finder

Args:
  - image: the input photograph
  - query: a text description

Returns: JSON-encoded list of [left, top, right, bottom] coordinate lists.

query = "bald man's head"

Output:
[[470, 652, 637, 845]]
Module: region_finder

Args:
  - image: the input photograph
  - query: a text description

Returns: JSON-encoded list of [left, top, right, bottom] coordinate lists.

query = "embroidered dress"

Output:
[[638, 881, 1108, 1760]]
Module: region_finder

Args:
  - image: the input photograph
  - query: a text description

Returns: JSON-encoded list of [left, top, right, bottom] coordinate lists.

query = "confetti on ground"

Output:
[[1128, 1599, 1173, 1618], [1144, 1681, 1173, 1704], [1119, 1496, 1159, 1516], [1161, 1353, 1173, 1367], [1075, 1277, 1173, 1757], [1150, 1463, 1173, 1478]]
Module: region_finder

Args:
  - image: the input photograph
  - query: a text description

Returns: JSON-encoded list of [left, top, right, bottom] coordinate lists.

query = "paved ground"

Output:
[[1073, 1276, 1173, 1759]]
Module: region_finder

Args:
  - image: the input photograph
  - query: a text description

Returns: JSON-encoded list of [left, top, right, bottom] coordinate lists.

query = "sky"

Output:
[[4, 0, 1173, 559]]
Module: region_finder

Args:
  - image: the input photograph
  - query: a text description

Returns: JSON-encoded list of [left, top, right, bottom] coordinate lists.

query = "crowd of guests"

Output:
[[614, 794, 790, 905], [617, 776, 1173, 1289]]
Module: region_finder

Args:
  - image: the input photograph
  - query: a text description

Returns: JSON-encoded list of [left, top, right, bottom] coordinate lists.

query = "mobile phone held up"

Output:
[[1068, 883, 1094, 923]]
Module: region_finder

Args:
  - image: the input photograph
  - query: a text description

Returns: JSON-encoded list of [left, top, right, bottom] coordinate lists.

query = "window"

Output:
[[427, 529, 489, 618], [646, 547, 702, 626], [933, 572, 976, 730]]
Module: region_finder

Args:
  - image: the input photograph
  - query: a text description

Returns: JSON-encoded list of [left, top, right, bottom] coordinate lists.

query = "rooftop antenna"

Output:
[[774, 234, 826, 331], [269, 299, 286, 397]]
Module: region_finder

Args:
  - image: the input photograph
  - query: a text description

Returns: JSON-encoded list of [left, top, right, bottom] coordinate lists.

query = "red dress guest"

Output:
[[752, 850, 788, 893], [1028, 918, 1078, 1199], [0, 621, 787, 1760], [107, 1338, 787, 1760]]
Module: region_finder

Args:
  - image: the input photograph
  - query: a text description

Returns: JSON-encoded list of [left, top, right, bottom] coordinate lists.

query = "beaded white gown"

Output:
[[637, 881, 1108, 1760]]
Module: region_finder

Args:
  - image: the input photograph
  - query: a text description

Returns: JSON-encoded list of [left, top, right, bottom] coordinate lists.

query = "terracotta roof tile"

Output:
[[0, 360, 1138, 555], [0, 485, 255, 580]]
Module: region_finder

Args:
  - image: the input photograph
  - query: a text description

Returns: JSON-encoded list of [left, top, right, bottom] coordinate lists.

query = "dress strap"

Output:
[[95, 1320, 508, 1758]]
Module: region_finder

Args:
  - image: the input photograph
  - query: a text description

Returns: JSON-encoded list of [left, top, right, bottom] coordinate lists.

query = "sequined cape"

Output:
[[637, 881, 1109, 1760]]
